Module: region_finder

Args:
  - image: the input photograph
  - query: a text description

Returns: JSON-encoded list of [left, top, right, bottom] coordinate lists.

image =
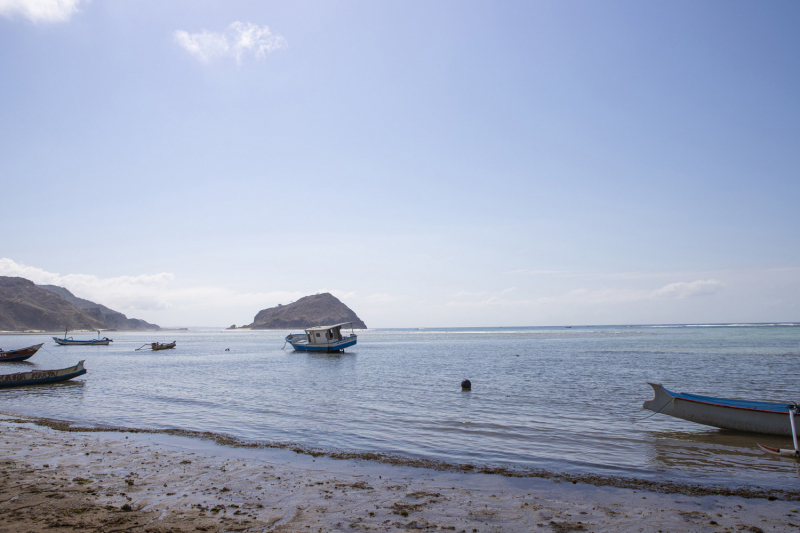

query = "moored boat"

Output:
[[285, 322, 358, 353], [0, 343, 44, 362], [138, 341, 176, 351], [0, 361, 86, 389], [643, 382, 798, 436], [53, 329, 112, 346]]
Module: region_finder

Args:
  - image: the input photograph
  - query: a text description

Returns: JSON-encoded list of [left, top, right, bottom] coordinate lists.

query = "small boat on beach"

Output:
[[0, 360, 86, 389], [0, 343, 44, 362], [136, 341, 176, 351], [643, 382, 798, 436], [285, 322, 358, 353], [53, 329, 112, 346]]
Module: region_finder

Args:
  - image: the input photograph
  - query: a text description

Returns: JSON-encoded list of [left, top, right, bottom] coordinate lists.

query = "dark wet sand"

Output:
[[1, 414, 798, 532]]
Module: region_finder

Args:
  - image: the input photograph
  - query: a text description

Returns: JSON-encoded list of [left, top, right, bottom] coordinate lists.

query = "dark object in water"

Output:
[[461, 379, 471, 390]]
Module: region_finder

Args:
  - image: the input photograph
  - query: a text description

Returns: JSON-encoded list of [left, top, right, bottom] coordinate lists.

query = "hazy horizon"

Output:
[[2, 1, 798, 328]]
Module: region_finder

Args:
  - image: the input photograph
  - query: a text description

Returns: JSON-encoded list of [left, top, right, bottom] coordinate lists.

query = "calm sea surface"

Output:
[[1, 325, 799, 490]]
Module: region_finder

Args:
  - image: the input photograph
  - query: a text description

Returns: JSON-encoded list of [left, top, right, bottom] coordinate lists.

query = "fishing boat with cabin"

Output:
[[285, 322, 358, 352], [0, 343, 44, 362]]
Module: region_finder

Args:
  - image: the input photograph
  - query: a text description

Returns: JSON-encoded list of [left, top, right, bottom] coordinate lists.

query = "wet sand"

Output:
[[1, 414, 798, 532]]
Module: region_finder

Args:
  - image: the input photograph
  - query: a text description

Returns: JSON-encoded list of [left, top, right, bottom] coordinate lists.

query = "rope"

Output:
[[38, 345, 65, 363], [633, 398, 674, 423]]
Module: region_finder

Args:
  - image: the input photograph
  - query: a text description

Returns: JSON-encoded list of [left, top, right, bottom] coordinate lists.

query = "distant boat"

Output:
[[643, 382, 798, 436], [285, 322, 358, 352], [137, 341, 176, 351], [0, 360, 86, 389], [0, 343, 44, 362], [53, 328, 112, 346]]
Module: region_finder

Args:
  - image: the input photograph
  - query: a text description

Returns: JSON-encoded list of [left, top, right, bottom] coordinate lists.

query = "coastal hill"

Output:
[[0, 277, 105, 332], [0, 276, 159, 332], [38, 285, 159, 331], [246, 293, 367, 330]]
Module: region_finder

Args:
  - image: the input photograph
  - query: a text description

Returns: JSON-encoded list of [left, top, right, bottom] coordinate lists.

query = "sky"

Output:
[[1, 0, 799, 328]]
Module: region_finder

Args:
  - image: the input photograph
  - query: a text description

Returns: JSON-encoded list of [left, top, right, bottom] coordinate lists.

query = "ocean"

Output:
[[1, 325, 798, 490]]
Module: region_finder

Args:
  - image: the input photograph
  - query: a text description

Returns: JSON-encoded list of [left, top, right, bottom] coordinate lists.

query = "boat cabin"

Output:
[[304, 323, 351, 344]]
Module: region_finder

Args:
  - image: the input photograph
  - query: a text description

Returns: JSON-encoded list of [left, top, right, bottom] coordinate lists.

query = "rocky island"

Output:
[[245, 292, 367, 329], [0, 276, 159, 332]]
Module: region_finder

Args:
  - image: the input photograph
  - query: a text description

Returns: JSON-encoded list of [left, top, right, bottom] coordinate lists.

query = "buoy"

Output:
[[461, 379, 471, 390]]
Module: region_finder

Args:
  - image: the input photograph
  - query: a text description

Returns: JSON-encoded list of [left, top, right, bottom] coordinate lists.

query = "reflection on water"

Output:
[[647, 429, 800, 483], [1, 325, 799, 490]]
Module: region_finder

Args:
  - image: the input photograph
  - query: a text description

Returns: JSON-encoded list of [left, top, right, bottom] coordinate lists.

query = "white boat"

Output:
[[643, 382, 797, 435], [53, 328, 112, 346], [285, 323, 358, 352]]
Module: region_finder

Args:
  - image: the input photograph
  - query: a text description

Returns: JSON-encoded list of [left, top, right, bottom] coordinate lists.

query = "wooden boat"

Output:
[[54, 337, 112, 346], [137, 341, 176, 351], [53, 329, 112, 346], [0, 343, 44, 362], [643, 382, 798, 436], [285, 322, 358, 353], [0, 361, 86, 389]]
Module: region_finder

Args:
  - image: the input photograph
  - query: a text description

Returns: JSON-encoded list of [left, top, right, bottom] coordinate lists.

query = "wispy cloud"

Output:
[[0, 0, 86, 24], [446, 279, 724, 308], [174, 21, 287, 64], [508, 269, 566, 275], [0, 259, 340, 321]]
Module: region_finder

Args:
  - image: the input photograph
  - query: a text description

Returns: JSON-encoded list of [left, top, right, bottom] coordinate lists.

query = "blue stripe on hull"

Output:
[[289, 339, 357, 352], [0, 369, 86, 389]]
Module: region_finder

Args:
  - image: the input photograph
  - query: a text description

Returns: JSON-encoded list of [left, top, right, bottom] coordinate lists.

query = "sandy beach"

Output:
[[1, 414, 798, 532]]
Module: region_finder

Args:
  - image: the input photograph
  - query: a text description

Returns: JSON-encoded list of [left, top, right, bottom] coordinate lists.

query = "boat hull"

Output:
[[53, 337, 111, 346], [152, 342, 176, 351], [643, 383, 795, 436], [0, 361, 86, 389], [286, 335, 357, 352], [0, 343, 44, 362]]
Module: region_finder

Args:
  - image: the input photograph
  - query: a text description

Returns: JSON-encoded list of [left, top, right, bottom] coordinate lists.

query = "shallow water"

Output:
[[1, 325, 799, 490]]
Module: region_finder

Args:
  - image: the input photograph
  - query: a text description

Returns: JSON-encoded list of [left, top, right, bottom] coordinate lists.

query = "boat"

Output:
[[643, 382, 798, 436], [0, 360, 86, 389], [0, 343, 44, 362], [285, 322, 358, 352], [136, 341, 176, 351], [53, 329, 112, 346]]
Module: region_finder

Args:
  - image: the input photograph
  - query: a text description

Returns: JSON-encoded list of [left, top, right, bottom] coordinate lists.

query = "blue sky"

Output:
[[1, 1, 799, 327]]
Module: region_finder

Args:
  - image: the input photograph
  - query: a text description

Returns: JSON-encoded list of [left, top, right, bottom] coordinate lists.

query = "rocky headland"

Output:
[[246, 293, 367, 329], [38, 285, 158, 331], [0, 276, 159, 332]]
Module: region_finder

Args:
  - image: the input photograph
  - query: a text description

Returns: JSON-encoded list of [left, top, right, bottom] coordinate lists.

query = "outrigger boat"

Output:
[[643, 383, 800, 457], [53, 329, 112, 346], [0, 343, 44, 362], [0, 361, 86, 389], [136, 341, 176, 351], [644, 383, 797, 435], [285, 322, 358, 352]]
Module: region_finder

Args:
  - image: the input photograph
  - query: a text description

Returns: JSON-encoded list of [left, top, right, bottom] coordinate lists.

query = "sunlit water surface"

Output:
[[1, 325, 799, 490]]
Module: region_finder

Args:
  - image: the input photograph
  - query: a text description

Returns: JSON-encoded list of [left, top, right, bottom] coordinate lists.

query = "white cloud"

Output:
[[174, 21, 287, 64], [0, 0, 85, 24], [0, 259, 334, 323], [652, 279, 723, 299]]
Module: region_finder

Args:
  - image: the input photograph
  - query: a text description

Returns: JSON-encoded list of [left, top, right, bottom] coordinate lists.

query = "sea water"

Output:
[[1, 325, 798, 490]]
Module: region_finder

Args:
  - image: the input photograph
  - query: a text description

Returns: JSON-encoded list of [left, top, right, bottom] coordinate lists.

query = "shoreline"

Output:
[[1, 414, 797, 532], [2, 411, 798, 502]]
